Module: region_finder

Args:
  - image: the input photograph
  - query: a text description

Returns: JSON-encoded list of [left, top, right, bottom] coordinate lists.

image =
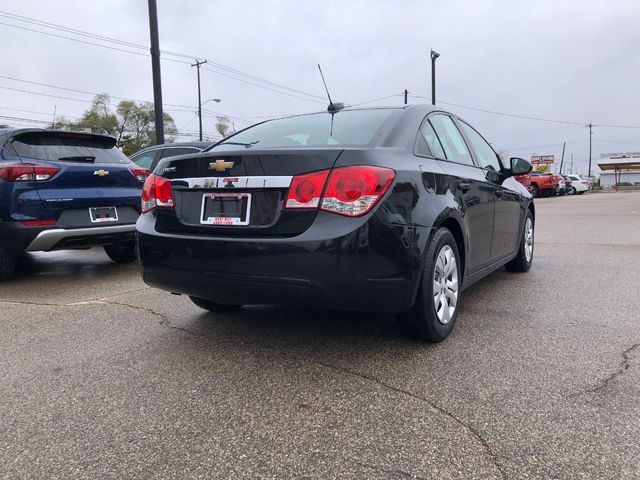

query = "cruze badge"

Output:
[[93, 170, 110, 176], [209, 159, 234, 171]]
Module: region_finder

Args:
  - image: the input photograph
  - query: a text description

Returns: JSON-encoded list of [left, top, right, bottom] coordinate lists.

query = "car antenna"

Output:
[[317, 64, 345, 113]]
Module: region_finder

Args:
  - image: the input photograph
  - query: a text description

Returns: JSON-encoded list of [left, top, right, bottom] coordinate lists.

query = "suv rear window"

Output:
[[207, 109, 396, 152], [10, 132, 129, 164]]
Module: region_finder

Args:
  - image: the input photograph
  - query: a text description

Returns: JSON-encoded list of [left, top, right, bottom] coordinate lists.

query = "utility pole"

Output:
[[587, 122, 593, 177], [147, 0, 164, 144], [404, 89, 408, 105], [191, 59, 207, 141], [559, 141, 566, 174], [51, 105, 57, 129], [430, 49, 440, 106], [570, 154, 574, 174]]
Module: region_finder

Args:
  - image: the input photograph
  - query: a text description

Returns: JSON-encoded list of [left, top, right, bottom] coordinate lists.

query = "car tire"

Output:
[[103, 241, 137, 263], [402, 228, 461, 343], [505, 210, 534, 273], [532, 184, 540, 198], [569, 186, 576, 195], [189, 296, 242, 312], [0, 244, 17, 280]]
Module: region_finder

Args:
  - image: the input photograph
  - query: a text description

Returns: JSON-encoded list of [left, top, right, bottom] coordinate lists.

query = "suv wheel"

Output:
[[505, 211, 534, 272], [402, 228, 461, 343], [103, 241, 137, 263], [0, 244, 17, 280], [190, 296, 242, 312]]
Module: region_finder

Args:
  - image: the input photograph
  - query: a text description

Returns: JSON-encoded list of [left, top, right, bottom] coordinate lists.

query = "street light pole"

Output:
[[147, 0, 164, 144], [587, 122, 593, 177], [430, 49, 440, 106], [191, 59, 207, 141]]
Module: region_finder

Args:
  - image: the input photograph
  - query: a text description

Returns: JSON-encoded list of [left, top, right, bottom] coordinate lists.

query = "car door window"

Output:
[[130, 151, 156, 169], [417, 120, 446, 158], [428, 115, 474, 166], [458, 121, 502, 171], [160, 147, 200, 159]]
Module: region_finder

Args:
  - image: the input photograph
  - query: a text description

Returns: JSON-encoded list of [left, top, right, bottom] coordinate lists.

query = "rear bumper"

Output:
[[136, 212, 430, 314], [25, 224, 136, 251]]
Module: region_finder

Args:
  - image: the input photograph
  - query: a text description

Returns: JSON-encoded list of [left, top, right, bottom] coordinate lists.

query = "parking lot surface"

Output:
[[1, 192, 639, 479]]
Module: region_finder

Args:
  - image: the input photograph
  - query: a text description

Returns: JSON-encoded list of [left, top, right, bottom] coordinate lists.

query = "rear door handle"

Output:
[[457, 182, 471, 193]]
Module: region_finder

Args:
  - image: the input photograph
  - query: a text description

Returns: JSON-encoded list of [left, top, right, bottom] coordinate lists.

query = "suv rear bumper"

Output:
[[25, 224, 135, 251]]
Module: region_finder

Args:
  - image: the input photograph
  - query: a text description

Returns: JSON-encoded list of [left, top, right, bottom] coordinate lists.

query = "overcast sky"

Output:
[[1, 0, 639, 174]]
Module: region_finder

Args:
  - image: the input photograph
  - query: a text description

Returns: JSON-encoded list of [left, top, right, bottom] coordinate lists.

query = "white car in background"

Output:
[[566, 175, 590, 194]]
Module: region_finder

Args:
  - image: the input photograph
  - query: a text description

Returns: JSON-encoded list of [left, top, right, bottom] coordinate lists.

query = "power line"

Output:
[[0, 10, 325, 102], [410, 94, 640, 130], [200, 66, 325, 104], [0, 105, 81, 120], [0, 81, 275, 126], [348, 94, 403, 107]]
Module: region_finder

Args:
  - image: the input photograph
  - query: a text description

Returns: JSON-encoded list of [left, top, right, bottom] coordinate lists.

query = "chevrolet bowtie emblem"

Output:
[[93, 170, 110, 176], [209, 160, 234, 172]]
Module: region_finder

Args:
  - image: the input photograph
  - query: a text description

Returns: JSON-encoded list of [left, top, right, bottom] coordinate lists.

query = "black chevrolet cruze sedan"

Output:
[[136, 104, 534, 342]]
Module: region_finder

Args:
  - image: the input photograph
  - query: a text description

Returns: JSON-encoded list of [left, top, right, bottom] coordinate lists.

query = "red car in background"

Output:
[[514, 173, 533, 194], [529, 172, 562, 197]]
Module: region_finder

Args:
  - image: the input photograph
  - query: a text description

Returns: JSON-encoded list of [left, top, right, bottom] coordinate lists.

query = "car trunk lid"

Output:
[[155, 148, 343, 236]]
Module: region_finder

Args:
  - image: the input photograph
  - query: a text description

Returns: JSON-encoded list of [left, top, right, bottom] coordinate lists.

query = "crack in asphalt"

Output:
[[2, 294, 505, 477], [100, 299, 206, 338], [0, 287, 152, 307], [345, 456, 429, 479], [569, 343, 640, 396], [314, 360, 506, 479]]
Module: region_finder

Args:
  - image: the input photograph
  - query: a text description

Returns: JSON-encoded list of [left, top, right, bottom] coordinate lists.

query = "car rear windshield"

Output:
[[10, 132, 129, 164], [207, 109, 396, 152]]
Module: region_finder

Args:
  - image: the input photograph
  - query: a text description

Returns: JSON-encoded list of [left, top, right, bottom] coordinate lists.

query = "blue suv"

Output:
[[0, 128, 147, 279]]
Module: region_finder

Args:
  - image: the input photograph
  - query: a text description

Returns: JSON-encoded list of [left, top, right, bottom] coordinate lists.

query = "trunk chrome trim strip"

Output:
[[172, 176, 293, 189]]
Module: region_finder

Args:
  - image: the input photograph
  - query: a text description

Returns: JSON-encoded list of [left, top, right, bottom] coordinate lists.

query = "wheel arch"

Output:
[[409, 213, 467, 308]]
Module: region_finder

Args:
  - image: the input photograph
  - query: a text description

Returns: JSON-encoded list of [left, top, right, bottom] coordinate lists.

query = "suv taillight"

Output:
[[131, 167, 150, 182], [285, 166, 395, 217], [0, 164, 59, 182], [141, 174, 175, 213]]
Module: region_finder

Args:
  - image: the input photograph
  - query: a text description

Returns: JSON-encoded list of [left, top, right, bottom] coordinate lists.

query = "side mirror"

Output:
[[509, 157, 533, 176]]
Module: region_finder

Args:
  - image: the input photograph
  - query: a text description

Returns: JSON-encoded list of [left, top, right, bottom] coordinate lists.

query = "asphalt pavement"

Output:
[[1, 192, 639, 479]]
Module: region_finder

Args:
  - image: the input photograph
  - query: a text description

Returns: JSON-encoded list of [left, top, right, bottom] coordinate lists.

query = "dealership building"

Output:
[[598, 153, 640, 188]]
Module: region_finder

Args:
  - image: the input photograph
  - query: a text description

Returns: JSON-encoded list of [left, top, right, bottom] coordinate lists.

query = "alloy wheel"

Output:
[[432, 245, 458, 324], [524, 217, 534, 262]]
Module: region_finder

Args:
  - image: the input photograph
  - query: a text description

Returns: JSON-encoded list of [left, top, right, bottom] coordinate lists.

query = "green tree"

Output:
[[74, 94, 119, 135], [67, 94, 177, 155], [215, 116, 232, 138]]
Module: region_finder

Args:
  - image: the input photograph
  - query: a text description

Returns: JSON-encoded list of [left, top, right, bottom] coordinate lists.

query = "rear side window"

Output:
[[457, 120, 502, 171], [10, 132, 128, 164], [428, 115, 474, 166], [160, 147, 200, 159], [208, 109, 396, 152], [416, 120, 446, 158], [131, 150, 157, 169]]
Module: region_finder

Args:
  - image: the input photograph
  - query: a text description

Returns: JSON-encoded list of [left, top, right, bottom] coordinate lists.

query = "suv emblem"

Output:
[[209, 160, 234, 172], [93, 170, 110, 176]]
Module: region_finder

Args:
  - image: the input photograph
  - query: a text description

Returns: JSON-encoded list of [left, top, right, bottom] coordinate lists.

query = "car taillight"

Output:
[[0, 164, 59, 182], [321, 166, 395, 217], [285, 170, 330, 208], [141, 174, 174, 213], [131, 167, 150, 182]]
